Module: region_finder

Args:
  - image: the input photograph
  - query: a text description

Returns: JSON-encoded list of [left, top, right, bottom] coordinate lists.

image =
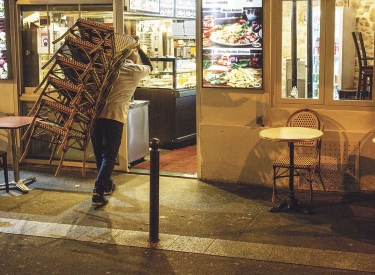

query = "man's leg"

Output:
[[93, 119, 123, 203], [91, 118, 104, 172]]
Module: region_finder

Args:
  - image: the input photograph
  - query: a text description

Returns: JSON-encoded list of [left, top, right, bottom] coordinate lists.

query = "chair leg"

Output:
[[317, 172, 326, 192], [357, 72, 362, 99], [308, 170, 314, 208], [55, 150, 67, 177], [1, 152, 9, 193], [82, 149, 87, 178], [19, 125, 37, 163], [48, 142, 60, 164], [272, 166, 277, 202]]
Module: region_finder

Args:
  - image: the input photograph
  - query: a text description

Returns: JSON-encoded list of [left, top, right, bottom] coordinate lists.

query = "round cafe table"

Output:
[[259, 127, 323, 213]]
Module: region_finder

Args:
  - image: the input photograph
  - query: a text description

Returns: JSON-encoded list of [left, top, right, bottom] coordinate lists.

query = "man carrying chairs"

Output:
[[91, 40, 153, 207]]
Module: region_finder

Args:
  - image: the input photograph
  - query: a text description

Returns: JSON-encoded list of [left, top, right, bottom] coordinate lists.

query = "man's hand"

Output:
[[131, 35, 141, 50]]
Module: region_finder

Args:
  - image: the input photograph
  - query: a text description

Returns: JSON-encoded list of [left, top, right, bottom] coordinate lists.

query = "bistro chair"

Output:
[[352, 32, 374, 100], [272, 108, 326, 208]]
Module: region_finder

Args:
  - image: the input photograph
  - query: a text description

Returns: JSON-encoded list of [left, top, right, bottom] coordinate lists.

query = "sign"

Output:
[[0, 0, 9, 79], [129, 0, 160, 14], [41, 33, 48, 47], [202, 0, 263, 89], [39, 16, 49, 26]]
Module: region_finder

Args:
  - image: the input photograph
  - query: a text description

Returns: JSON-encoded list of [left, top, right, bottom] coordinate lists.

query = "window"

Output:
[[333, 1, 374, 102], [279, 0, 321, 100], [276, 0, 375, 106], [20, 4, 113, 87]]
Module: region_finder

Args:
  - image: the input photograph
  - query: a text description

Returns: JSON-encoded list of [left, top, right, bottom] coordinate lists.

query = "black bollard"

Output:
[[149, 138, 160, 243]]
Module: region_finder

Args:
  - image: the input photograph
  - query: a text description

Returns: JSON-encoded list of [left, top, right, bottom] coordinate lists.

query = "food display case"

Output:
[[135, 57, 197, 149], [138, 57, 196, 90]]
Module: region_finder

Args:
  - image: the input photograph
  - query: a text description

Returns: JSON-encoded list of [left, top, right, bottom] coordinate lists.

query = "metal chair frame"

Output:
[[272, 108, 326, 207], [0, 150, 9, 192], [352, 32, 374, 100]]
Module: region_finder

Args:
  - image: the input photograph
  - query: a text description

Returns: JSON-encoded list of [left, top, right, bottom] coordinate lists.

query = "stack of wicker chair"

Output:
[[20, 18, 139, 176]]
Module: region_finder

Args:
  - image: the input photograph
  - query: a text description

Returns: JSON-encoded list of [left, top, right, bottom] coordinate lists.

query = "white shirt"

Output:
[[98, 60, 151, 124]]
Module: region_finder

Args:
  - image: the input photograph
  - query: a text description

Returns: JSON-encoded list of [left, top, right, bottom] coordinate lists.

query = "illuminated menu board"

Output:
[[175, 0, 196, 19], [0, 0, 9, 79], [160, 0, 174, 17], [202, 0, 263, 89], [130, 0, 160, 14]]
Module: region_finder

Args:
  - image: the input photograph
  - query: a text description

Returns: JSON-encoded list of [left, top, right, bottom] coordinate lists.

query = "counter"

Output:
[[134, 87, 196, 149], [127, 100, 150, 163]]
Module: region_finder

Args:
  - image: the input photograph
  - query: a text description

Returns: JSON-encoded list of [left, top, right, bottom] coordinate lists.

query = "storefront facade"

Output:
[[1, 0, 374, 192]]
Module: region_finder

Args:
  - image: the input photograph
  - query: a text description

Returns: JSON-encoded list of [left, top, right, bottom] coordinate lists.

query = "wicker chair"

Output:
[[272, 108, 326, 207]]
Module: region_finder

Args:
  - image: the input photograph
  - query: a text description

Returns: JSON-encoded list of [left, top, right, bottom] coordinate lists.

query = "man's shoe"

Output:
[[104, 182, 116, 195], [92, 193, 108, 206]]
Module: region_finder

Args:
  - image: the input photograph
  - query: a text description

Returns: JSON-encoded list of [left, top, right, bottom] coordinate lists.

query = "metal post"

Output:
[[149, 138, 160, 243]]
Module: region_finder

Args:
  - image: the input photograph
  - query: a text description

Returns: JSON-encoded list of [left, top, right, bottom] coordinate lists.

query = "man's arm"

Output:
[[138, 48, 153, 71]]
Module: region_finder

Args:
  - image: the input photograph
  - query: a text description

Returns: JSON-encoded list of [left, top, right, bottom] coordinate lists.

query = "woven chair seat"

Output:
[[65, 35, 98, 51], [56, 56, 87, 70], [76, 18, 114, 33], [48, 77, 95, 106], [39, 99, 91, 123], [47, 77, 83, 102], [273, 156, 318, 169], [114, 34, 139, 53], [35, 120, 86, 140], [49, 77, 81, 94], [56, 56, 102, 88]]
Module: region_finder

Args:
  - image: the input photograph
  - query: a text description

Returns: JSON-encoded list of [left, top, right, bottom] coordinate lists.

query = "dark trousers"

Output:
[[91, 118, 123, 194]]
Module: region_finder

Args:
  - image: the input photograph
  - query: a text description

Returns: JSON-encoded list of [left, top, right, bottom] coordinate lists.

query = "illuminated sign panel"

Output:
[[0, 0, 9, 79], [202, 0, 263, 89]]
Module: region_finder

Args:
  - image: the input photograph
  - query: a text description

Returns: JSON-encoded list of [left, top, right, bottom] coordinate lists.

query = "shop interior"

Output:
[[281, 1, 374, 101], [19, 4, 197, 177]]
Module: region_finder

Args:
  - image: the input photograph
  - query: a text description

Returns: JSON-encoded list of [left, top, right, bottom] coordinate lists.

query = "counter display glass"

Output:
[[135, 59, 196, 149], [138, 57, 196, 90]]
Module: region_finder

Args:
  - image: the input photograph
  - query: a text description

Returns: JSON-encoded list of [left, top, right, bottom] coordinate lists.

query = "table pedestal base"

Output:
[[0, 177, 36, 194], [269, 197, 312, 214]]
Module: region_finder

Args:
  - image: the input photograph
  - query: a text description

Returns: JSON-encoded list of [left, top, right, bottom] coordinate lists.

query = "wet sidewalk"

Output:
[[1, 164, 375, 274]]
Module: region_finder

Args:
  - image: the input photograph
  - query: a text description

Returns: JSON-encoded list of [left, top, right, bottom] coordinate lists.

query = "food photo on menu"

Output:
[[202, 5, 263, 89]]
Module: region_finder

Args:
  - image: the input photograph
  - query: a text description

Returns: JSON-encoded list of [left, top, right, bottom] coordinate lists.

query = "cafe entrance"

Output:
[[16, 0, 199, 177]]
